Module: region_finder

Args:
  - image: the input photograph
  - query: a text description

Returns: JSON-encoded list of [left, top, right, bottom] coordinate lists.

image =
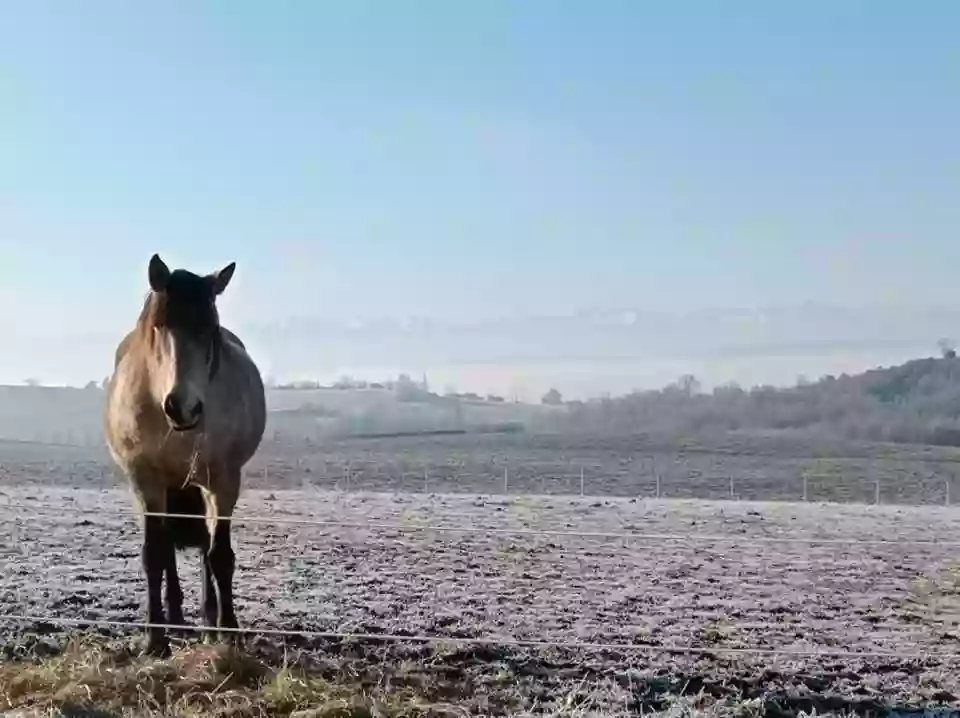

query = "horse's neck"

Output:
[[219, 326, 246, 352], [114, 330, 139, 369]]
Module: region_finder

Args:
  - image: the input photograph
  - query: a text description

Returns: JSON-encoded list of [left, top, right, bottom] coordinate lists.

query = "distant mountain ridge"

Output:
[[4, 304, 954, 395], [241, 305, 958, 366]]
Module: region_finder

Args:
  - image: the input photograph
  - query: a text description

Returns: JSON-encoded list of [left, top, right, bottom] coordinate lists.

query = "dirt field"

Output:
[[3, 480, 960, 715], [5, 430, 960, 505]]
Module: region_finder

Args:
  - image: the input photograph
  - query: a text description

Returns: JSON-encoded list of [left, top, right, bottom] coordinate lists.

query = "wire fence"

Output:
[[4, 502, 960, 546], [0, 613, 946, 661], [3, 468, 959, 669], [6, 432, 960, 506], [244, 463, 960, 506], [0, 588, 909, 636], [5, 463, 960, 508], [4, 436, 960, 687], [3, 494, 960, 668]]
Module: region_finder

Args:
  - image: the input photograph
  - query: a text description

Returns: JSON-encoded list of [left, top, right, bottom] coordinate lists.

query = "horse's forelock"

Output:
[[137, 272, 219, 335]]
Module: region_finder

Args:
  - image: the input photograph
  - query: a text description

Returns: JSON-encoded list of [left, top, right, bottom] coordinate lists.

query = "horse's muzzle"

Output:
[[171, 417, 201, 432], [164, 394, 204, 431]]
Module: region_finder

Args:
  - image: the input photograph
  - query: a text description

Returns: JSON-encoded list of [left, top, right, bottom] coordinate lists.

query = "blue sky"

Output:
[[1, 2, 959, 388]]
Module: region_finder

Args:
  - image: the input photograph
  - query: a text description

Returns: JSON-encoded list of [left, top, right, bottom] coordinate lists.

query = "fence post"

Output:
[[946, 478, 951, 507], [503, 467, 509, 495], [802, 474, 808, 502], [656, 474, 661, 499], [580, 467, 585, 497], [874, 479, 881, 505], [424, 468, 429, 494], [729, 476, 735, 500]]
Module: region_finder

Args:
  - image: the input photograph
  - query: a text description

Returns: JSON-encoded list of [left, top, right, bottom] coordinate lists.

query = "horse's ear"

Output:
[[210, 261, 236, 296], [148, 254, 170, 293]]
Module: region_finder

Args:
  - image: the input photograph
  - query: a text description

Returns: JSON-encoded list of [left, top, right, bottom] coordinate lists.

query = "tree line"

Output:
[[548, 352, 960, 446]]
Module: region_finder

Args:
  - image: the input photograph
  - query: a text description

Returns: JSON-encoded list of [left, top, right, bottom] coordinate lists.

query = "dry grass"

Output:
[[0, 635, 666, 718], [0, 632, 952, 717], [903, 560, 960, 630], [0, 636, 464, 717]]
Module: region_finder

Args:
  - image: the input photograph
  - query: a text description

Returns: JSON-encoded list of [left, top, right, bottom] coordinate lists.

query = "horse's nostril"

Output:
[[163, 394, 201, 426], [163, 394, 182, 423]]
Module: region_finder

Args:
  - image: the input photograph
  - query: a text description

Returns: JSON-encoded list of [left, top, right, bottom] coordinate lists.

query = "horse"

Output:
[[103, 254, 266, 657]]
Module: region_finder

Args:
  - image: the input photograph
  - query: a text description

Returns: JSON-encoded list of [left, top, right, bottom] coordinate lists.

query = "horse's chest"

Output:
[[107, 408, 212, 478]]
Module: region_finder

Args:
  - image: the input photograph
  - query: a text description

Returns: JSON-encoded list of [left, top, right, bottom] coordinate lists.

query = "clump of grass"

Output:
[[699, 619, 735, 646], [0, 634, 456, 717], [509, 495, 540, 523], [903, 559, 960, 630]]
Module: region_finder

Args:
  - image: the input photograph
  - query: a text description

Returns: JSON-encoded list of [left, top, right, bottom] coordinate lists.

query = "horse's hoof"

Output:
[[166, 609, 187, 627], [166, 612, 190, 636], [224, 630, 244, 649], [142, 637, 171, 659]]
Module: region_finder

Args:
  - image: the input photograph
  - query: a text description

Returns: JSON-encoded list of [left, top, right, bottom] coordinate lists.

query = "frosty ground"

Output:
[[2, 487, 960, 714]]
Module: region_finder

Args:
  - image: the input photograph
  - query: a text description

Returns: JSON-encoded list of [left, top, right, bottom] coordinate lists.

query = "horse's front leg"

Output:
[[164, 544, 185, 628], [201, 543, 218, 643], [209, 517, 240, 645], [202, 479, 242, 646], [141, 511, 173, 657]]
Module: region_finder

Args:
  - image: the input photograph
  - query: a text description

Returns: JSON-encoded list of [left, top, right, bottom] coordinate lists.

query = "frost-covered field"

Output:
[[3, 486, 960, 714]]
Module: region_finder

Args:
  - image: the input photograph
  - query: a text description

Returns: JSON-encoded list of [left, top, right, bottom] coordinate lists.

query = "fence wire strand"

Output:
[[0, 595, 917, 636], [0, 612, 948, 661], [3, 501, 959, 547]]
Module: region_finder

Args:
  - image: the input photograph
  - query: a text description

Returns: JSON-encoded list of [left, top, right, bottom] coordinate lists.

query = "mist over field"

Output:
[[5, 331, 960, 451], [2, 303, 952, 402]]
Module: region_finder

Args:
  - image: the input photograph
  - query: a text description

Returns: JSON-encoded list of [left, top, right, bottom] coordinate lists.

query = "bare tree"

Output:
[[541, 388, 564, 406], [672, 374, 701, 396], [938, 338, 956, 359]]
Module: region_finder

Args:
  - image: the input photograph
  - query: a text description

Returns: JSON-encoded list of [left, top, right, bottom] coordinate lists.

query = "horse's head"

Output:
[[140, 253, 235, 432]]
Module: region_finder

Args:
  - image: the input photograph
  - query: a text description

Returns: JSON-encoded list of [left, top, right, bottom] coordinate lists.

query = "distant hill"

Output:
[[0, 383, 549, 446], [555, 353, 960, 447], [7, 353, 960, 449]]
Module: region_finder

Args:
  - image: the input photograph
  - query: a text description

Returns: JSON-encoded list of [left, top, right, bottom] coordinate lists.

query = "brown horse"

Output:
[[104, 254, 266, 657]]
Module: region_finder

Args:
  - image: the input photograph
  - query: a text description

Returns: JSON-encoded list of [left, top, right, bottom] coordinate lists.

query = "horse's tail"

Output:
[[166, 485, 210, 550]]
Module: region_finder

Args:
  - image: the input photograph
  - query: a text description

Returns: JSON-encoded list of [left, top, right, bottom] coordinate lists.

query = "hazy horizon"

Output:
[[2, 3, 958, 399], [0, 351, 937, 403], [3, 305, 945, 401]]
